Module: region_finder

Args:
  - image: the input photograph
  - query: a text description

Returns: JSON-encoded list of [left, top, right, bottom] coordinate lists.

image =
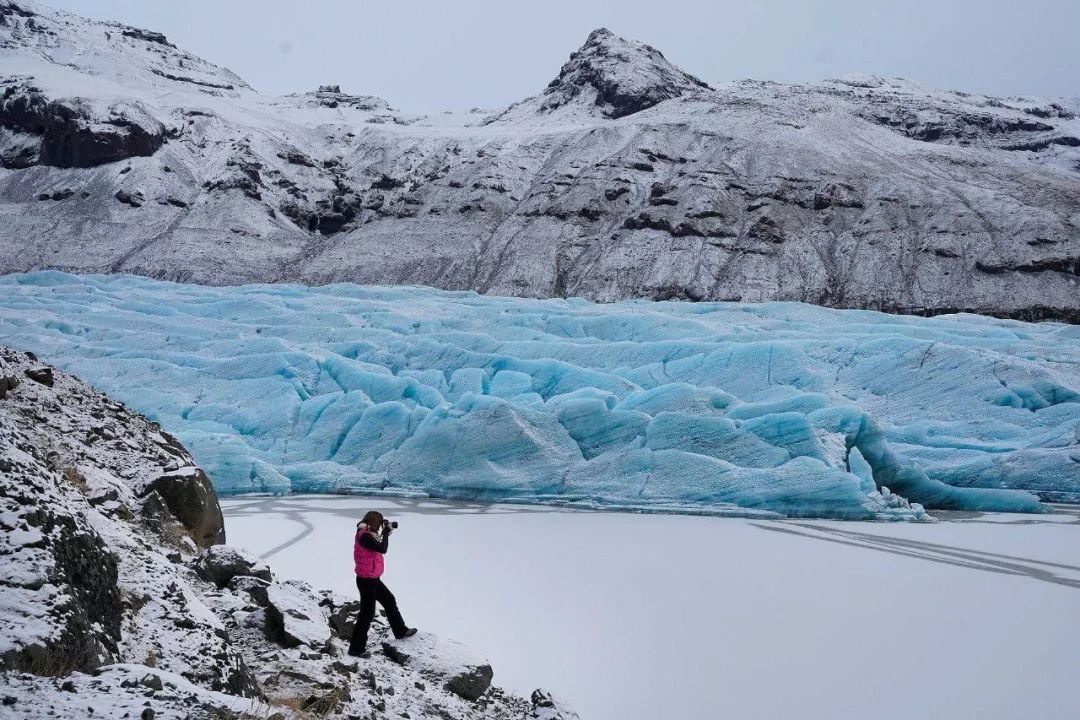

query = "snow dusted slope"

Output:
[[0, 345, 574, 719], [2, 272, 1077, 519], [1, 2, 1079, 319]]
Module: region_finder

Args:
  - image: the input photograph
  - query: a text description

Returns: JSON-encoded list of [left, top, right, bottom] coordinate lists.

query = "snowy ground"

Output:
[[222, 496, 1080, 720]]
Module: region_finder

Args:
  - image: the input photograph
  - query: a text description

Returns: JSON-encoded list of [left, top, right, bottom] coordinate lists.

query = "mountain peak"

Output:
[[540, 28, 712, 118]]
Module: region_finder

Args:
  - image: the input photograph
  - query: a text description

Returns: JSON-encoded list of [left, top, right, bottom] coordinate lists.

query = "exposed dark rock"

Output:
[[323, 596, 363, 640], [539, 28, 710, 118], [115, 189, 144, 207], [371, 174, 405, 190], [149, 69, 234, 91], [976, 257, 1080, 276], [141, 466, 224, 547], [812, 183, 864, 210], [195, 545, 270, 587], [36, 188, 73, 201], [748, 214, 784, 243], [120, 27, 174, 47], [278, 149, 316, 167], [0, 512, 122, 675], [649, 196, 678, 206], [0, 86, 165, 168], [0, 2, 35, 22], [444, 664, 495, 702], [1000, 135, 1080, 152], [0, 374, 16, 399], [23, 366, 52, 386]]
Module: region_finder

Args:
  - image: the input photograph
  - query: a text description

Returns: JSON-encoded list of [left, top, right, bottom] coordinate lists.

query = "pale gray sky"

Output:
[[50, 0, 1079, 111]]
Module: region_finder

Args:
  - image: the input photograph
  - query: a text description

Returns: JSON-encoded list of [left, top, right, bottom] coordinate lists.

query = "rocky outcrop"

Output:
[[0, 345, 575, 717], [194, 545, 270, 587], [0, 347, 254, 693], [0, 83, 165, 168], [534, 27, 710, 118]]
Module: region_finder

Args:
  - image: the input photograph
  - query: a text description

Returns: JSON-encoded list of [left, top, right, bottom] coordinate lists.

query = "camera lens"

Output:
[[390, 521, 399, 529]]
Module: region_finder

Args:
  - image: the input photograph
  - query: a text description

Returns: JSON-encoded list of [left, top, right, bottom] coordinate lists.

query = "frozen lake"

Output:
[[221, 496, 1080, 720]]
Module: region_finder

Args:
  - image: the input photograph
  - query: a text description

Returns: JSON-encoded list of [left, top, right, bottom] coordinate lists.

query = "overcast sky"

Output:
[[49, 0, 1079, 111]]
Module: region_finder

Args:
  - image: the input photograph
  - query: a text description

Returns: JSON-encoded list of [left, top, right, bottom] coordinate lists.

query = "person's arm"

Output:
[[358, 530, 389, 554]]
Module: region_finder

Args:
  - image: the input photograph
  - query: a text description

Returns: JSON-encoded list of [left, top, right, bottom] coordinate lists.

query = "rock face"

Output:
[[0, 346, 255, 694], [0, 345, 568, 718], [0, 3, 1078, 321], [0, 82, 166, 168]]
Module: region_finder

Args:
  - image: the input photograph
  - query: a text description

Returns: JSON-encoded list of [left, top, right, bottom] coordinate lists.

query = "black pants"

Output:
[[348, 576, 408, 654]]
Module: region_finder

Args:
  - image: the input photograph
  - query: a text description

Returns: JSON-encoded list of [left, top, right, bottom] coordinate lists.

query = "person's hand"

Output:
[[383, 520, 393, 535]]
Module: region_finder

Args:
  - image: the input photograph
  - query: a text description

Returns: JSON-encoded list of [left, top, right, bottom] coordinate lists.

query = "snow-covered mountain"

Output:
[[1, 1, 1079, 321], [0, 345, 575, 719]]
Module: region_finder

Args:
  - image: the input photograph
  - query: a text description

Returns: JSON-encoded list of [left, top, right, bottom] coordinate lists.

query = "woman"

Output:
[[348, 510, 417, 657]]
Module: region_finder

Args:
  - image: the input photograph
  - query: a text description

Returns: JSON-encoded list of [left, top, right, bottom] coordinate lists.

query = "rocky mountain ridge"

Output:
[[1, 1, 1079, 320], [0, 345, 575, 719]]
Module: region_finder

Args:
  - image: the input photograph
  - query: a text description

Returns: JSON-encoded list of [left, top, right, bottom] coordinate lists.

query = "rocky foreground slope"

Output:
[[0, 346, 574, 719], [1, 1, 1079, 320]]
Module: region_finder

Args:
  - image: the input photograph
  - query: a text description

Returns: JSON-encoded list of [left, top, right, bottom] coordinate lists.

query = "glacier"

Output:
[[1, 271, 1077, 519]]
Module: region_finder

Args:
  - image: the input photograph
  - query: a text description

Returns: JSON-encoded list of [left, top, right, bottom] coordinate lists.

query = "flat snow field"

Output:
[[221, 496, 1080, 720]]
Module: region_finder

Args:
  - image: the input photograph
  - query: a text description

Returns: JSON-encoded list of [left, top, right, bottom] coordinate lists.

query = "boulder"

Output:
[[195, 545, 271, 588], [381, 632, 493, 701], [265, 580, 332, 650], [23, 367, 53, 386], [227, 575, 270, 606], [319, 592, 362, 640], [142, 466, 225, 547]]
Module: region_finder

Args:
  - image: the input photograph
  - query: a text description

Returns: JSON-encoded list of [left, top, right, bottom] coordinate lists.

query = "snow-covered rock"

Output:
[[382, 631, 494, 701], [264, 579, 332, 650], [194, 545, 271, 588], [1, 2, 1078, 320], [0, 345, 573, 718], [0, 346, 256, 694], [0, 663, 263, 720]]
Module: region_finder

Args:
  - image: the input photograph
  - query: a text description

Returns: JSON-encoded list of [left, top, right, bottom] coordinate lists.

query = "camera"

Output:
[[383, 520, 399, 529]]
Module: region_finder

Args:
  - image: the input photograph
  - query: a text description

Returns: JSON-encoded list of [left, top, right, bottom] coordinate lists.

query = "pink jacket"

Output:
[[353, 527, 385, 578]]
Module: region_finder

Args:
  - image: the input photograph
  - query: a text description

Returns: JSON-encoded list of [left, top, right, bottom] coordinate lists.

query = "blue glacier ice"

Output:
[[1, 272, 1077, 519]]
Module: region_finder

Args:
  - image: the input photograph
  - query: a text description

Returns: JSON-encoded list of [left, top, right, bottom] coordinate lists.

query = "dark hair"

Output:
[[360, 510, 384, 529]]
